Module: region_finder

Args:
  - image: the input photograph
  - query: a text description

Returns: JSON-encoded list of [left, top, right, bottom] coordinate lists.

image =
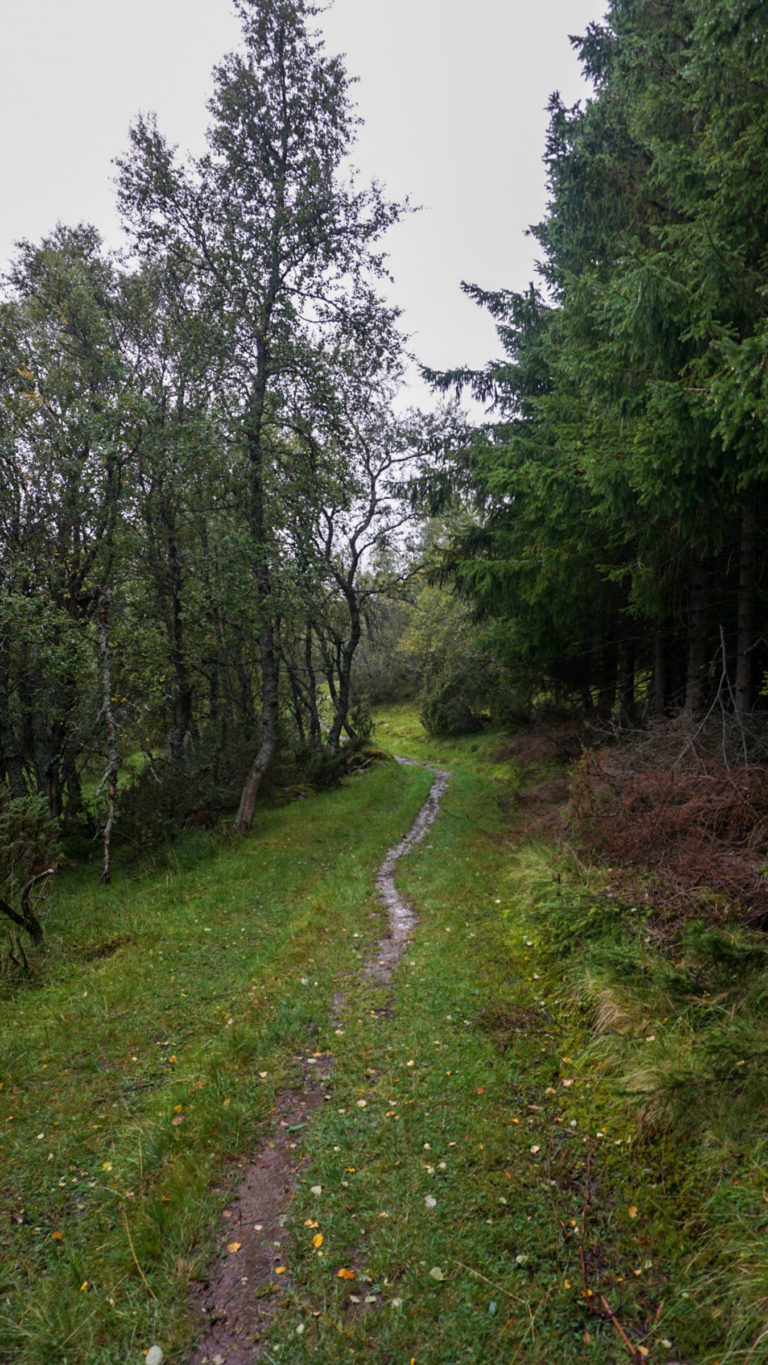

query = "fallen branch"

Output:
[[599, 1294, 645, 1363]]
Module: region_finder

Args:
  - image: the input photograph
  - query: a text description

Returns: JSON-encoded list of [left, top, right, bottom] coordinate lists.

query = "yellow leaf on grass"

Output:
[[313, 1233, 324, 1249], [275, 1266, 287, 1275], [227, 1242, 242, 1254], [52, 1231, 63, 1242], [337, 1268, 356, 1280], [628, 1206, 638, 1219]]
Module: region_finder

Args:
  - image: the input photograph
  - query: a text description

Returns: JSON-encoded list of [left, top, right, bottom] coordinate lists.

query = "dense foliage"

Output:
[[5, 0, 768, 841], [0, 0, 429, 837], [431, 0, 768, 722]]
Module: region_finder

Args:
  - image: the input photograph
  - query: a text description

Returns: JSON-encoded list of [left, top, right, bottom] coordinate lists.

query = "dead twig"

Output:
[[577, 1151, 645, 1361], [456, 1260, 532, 1308], [599, 1294, 645, 1363], [122, 1207, 157, 1301], [579, 1146, 592, 1300]]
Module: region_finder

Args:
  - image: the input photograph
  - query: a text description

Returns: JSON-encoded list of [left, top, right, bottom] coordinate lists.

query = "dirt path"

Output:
[[188, 759, 451, 1364], [367, 758, 451, 986]]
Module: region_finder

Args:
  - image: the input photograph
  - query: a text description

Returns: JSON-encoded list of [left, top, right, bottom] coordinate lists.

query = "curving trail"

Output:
[[188, 757, 451, 1364], [366, 758, 452, 986]]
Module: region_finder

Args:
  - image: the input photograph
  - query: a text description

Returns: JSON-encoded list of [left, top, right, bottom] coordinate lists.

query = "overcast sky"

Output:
[[1, 0, 604, 393]]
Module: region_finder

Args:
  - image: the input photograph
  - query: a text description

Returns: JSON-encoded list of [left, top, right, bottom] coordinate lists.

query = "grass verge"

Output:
[[0, 756, 432, 1364], [4, 706, 767, 1363]]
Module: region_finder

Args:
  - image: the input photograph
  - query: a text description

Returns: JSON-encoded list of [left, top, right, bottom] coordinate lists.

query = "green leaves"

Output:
[[433, 0, 768, 719]]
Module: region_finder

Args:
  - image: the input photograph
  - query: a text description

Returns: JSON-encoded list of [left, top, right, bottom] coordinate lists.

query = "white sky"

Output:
[[1, 0, 604, 393]]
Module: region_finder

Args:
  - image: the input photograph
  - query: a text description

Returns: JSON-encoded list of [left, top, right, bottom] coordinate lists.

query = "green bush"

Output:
[[0, 791, 60, 896], [419, 666, 489, 736], [115, 724, 253, 850], [0, 791, 61, 956]]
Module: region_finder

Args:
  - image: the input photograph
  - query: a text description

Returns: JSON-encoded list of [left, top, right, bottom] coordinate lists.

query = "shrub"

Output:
[[0, 792, 61, 955], [0, 792, 60, 894], [419, 666, 488, 736]]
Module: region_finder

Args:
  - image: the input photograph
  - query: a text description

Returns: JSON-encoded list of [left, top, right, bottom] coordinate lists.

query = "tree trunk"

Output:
[[233, 202, 283, 828], [652, 631, 667, 717], [97, 588, 118, 884], [164, 513, 193, 764], [684, 559, 709, 715], [596, 639, 618, 716], [735, 502, 757, 718], [0, 868, 55, 946], [284, 655, 307, 748], [0, 669, 27, 799], [305, 624, 322, 749], [201, 519, 236, 726], [235, 370, 281, 830], [235, 622, 280, 831], [328, 591, 362, 755], [618, 633, 636, 723]]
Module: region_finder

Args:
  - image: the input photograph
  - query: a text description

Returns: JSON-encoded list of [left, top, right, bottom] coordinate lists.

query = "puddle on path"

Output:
[[366, 759, 452, 986], [187, 758, 451, 1363]]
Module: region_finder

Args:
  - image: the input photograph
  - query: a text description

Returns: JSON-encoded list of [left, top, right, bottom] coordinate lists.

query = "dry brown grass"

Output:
[[570, 744, 768, 926]]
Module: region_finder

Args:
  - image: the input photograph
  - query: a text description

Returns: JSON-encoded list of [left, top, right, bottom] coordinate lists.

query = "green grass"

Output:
[[258, 713, 678, 1364], [3, 705, 768, 1362], [0, 756, 432, 1364]]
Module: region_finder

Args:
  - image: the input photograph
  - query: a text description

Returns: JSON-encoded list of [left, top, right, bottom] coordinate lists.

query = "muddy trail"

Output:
[[188, 759, 451, 1364]]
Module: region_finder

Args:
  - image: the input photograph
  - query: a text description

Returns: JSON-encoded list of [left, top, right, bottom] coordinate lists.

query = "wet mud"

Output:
[[366, 759, 451, 985]]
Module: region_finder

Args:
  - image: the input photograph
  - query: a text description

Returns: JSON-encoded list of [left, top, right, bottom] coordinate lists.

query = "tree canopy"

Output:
[[3, 0, 767, 860], [430, 0, 768, 723], [0, 0, 427, 845]]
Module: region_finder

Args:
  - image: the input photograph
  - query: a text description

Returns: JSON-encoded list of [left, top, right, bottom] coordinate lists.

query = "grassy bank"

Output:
[[0, 757, 432, 1363], [3, 707, 766, 1362]]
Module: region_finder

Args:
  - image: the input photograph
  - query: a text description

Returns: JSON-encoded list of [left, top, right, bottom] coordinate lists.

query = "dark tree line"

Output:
[[430, 0, 768, 723]]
